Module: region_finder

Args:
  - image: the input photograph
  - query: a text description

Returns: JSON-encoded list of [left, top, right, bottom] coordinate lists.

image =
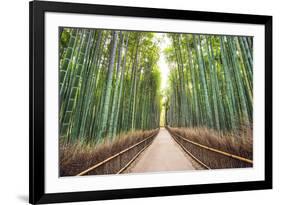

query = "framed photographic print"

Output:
[[29, 0, 272, 204]]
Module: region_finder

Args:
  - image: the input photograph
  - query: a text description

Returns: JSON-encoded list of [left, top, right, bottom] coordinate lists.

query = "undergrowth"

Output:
[[60, 129, 158, 176]]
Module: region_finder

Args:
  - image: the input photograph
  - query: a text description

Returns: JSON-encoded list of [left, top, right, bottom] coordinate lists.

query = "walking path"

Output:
[[126, 128, 201, 173]]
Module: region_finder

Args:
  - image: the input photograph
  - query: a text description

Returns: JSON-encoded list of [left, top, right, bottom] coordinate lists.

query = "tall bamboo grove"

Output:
[[59, 28, 253, 145], [164, 34, 253, 132], [59, 28, 161, 143]]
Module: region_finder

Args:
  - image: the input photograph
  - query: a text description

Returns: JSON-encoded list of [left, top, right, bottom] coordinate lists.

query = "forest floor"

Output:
[[123, 128, 203, 173]]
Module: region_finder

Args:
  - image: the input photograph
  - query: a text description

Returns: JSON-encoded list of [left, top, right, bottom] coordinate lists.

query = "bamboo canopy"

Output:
[[59, 28, 253, 145], [164, 34, 253, 132], [59, 28, 161, 143]]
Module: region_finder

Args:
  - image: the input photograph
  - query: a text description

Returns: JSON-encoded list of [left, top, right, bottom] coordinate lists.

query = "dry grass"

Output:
[[60, 129, 158, 176], [168, 125, 253, 169]]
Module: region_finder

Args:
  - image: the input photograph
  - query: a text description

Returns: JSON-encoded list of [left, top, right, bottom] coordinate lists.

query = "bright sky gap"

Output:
[[154, 33, 171, 92]]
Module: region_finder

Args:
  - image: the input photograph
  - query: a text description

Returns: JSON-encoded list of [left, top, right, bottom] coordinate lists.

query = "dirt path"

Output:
[[126, 128, 202, 173]]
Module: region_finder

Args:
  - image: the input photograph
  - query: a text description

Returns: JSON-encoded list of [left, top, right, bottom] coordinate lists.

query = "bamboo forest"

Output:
[[59, 27, 253, 176]]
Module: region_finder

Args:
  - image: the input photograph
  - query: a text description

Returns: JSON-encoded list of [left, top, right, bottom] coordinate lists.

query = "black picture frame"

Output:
[[29, 1, 272, 204]]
